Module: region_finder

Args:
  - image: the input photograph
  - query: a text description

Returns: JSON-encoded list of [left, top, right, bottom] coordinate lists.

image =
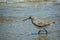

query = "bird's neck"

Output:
[[30, 18, 38, 26], [31, 19, 36, 25], [30, 18, 35, 24]]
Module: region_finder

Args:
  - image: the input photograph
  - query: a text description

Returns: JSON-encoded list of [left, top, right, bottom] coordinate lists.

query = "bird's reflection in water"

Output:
[[36, 34, 48, 40]]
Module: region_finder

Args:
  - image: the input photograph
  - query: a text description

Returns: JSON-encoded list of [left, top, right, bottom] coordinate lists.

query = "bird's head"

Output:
[[23, 16, 34, 21]]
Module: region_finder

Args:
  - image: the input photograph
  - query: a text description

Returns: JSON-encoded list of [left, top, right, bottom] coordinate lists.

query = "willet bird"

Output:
[[23, 16, 55, 34]]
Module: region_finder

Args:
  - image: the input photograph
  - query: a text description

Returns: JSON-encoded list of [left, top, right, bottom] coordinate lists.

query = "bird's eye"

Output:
[[53, 22, 55, 24], [29, 16, 31, 18]]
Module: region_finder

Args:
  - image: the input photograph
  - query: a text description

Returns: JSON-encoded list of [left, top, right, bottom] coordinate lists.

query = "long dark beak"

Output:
[[23, 17, 29, 21]]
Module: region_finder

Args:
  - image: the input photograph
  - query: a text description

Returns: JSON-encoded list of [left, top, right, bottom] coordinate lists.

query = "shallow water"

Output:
[[0, 2, 60, 40]]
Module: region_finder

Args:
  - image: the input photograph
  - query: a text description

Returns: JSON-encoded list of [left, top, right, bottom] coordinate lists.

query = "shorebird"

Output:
[[23, 16, 55, 34]]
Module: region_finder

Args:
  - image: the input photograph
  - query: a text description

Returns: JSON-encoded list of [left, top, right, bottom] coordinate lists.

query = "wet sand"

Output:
[[0, 1, 60, 40]]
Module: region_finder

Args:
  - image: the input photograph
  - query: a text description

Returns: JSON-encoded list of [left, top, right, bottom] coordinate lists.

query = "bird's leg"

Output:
[[38, 30, 41, 35], [43, 28, 48, 34]]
